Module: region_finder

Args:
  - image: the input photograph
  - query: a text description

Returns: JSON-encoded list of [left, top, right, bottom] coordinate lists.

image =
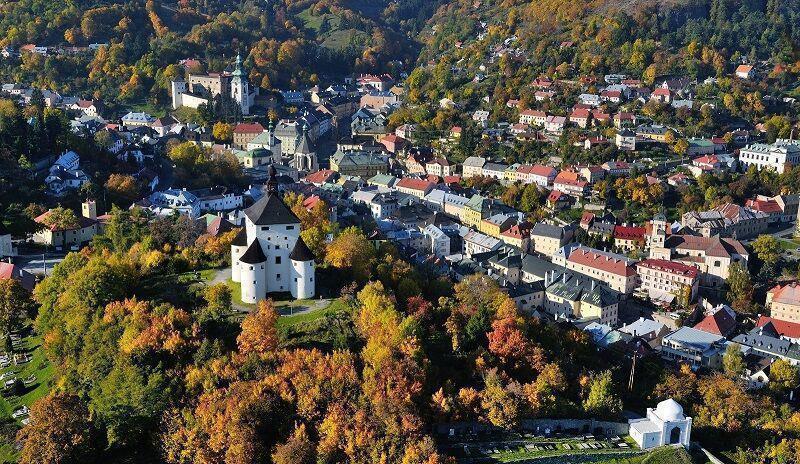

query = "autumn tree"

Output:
[[0, 279, 35, 334], [237, 299, 279, 357], [727, 262, 754, 313], [105, 173, 139, 201], [324, 227, 375, 282], [722, 343, 745, 378], [769, 359, 799, 395], [272, 423, 315, 464], [17, 393, 97, 464], [583, 370, 622, 417], [42, 207, 78, 230], [751, 234, 781, 269], [212, 122, 234, 143]]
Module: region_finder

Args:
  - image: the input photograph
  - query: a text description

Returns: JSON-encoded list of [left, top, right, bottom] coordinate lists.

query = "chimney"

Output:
[[562, 272, 567, 284], [81, 200, 97, 220]]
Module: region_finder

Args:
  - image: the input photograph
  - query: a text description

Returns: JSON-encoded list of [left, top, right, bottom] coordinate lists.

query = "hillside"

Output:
[[0, 0, 443, 104]]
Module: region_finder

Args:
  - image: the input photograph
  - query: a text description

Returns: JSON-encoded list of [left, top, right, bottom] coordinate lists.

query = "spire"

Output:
[[232, 52, 245, 78], [267, 164, 278, 192]]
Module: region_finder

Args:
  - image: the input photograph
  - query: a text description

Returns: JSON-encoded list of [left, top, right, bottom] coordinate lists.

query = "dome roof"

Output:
[[655, 398, 684, 421]]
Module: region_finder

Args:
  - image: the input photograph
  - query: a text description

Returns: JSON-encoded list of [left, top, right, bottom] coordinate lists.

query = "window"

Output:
[[261, 226, 270, 231], [275, 256, 281, 264], [276, 274, 281, 280], [286, 225, 295, 230], [294, 278, 298, 282]]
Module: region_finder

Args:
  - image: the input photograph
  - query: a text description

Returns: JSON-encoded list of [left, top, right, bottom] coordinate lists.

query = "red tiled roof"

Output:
[[580, 212, 595, 226], [736, 64, 753, 73], [694, 308, 736, 336], [303, 169, 336, 184], [745, 199, 782, 214], [396, 177, 435, 191], [554, 171, 587, 187], [381, 134, 406, 144], [547, 190, 565, 202], [302, 195, 322, 209], [0, 263, 35, 291], [443, 175, 461, 184], [570, 108, 590, 119], [756, 316, 800, 339], [34, 210, 96, 231], [693, 155, 719, 166], [601, 90, 622, 98], [636, 258, 698, 278], [652, 88, 671, 96], [613, 225, 646, 241], [769, 282, 800, 306], [568, 247, 637, 277], [233, 123, 265, 134]]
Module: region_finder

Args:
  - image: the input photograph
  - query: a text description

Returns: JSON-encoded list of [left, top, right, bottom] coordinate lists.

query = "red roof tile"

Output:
[[694, 308, 736, 336], [756, 316, 800, 339]]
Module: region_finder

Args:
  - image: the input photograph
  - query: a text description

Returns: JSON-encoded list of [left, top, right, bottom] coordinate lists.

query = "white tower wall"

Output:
[[171, 80, 186, 110], [231, 244, 245, 282], [290, 259, 315, 299], [240, 261, 266, 304]]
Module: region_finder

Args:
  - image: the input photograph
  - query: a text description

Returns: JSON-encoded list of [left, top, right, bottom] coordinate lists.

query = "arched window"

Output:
[[669, 426, 681, 444]]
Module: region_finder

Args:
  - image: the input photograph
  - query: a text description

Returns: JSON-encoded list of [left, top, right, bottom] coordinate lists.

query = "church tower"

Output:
[[230, 53, 250, 115], [293, 123, 318, 173]]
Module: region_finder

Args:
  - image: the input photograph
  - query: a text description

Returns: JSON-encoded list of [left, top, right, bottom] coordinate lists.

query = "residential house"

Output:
[[480, 213, 515, 239], [616, 129, 637, 151], [613, 225, 646, 251], [542, 270, 620, 325], [735, 64, 755, 79], [739, 139, 800, 174], [565, 245, 638, 294], [767, 283, 800, 325], [636, 259, 699, 304], [395, 177, 436, 199], [460, 194, 488, 228], [530, 222, 574, 257], [462, 156, 486, 179], [553, 170, 590, 197], [661, 327, 726, 369], [232, 123, 265, 149], [463, 230, 502, 256], [519, 109, 547, 126], [545, 115, 566, 133], [681, 203, 769, 239], [693, 305, 737, 338], [746, 194, 799, 224], [516, 164, 556, 187], [426, 158, 454, 177], [0, 262, 35, 291], [482, 162, 508, 180]]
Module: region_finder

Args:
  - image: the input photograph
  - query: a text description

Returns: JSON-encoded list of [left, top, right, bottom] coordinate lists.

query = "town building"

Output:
[[171, 54, 257, 115], [681, 203, 769, 239], [738, 139, 800, 174], [564, 246, 638, 294], [767, 283, 800, 324], [461, 156, 486, 178], [33, 202, 98, 248], [530, 222, 574, 257], [635, 259, 699, 304], [329, 150, 388, 177], [661, 326, 725, 369]]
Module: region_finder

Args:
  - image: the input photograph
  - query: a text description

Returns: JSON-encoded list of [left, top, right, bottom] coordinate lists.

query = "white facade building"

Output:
[[231, 168, 315, 303], [739, 139, 800, 174], [629, 399, 692, 450]]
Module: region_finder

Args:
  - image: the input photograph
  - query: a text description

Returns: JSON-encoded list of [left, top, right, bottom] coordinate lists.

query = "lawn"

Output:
[[778, 238, 800, 251], [0, 332, 54, 424], [275, 297, 347, 329]]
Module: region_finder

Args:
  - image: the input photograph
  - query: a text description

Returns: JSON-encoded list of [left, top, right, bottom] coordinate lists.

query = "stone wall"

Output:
[[436, 419, 629, 437]]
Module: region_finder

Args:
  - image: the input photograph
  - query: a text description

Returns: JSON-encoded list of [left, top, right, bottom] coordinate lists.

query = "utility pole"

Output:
[[628, 350, 638, 392]]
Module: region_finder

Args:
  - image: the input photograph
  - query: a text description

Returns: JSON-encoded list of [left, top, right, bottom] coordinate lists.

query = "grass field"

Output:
[[0, 333, 54, 423], [275, 297, 347, 329]]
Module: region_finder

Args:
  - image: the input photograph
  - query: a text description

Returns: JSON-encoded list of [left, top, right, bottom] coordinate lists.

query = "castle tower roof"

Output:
[[243, 191, 300, 226], [239, 239, 267, 264], [289, 236, 315, 261]]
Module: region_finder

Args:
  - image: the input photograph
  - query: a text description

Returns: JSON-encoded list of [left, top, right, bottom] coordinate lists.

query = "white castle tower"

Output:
[[171, 76, 187, 110], [231, 166, 315, 302], [230, 53, 250, 116]]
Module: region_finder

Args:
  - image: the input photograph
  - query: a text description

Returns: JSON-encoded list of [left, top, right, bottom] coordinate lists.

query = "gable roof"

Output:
[[756, 316, 800, 340], [694, 308, 736, 336], [243, 193, 300, 226]]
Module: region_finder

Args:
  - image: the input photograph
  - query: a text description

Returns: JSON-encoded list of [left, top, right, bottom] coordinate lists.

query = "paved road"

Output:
[[14, 251, 66, 276]]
